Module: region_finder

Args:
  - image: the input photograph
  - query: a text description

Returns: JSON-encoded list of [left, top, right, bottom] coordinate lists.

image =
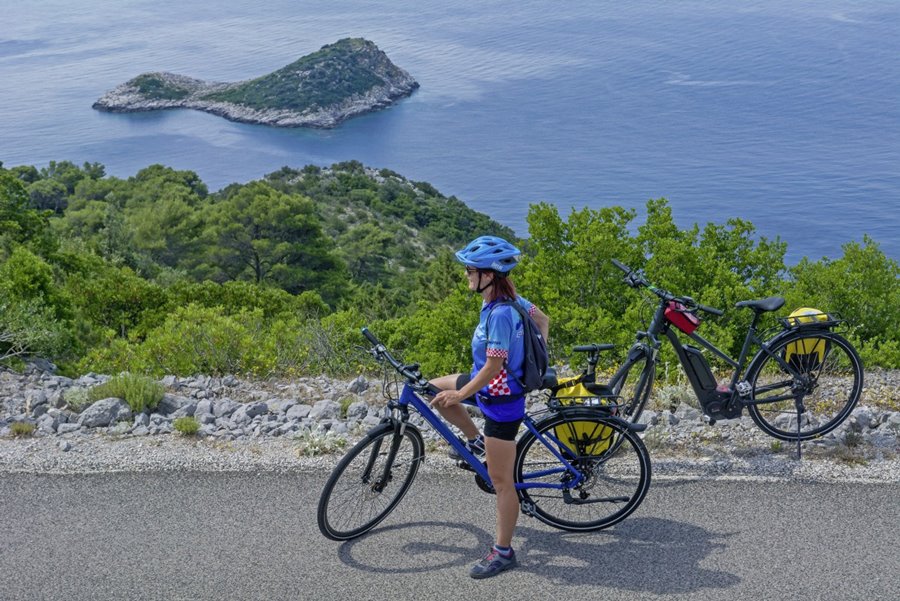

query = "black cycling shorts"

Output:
[[483, 415, 523, 441], [454, 373, 523, 441]]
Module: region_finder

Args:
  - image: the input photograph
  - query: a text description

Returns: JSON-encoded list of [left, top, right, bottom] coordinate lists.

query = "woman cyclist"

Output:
[[431, 235, 549, 579]]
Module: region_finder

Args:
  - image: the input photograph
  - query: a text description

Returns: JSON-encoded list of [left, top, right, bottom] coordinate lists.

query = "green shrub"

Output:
[[63, 387, 93, 412], [10, 421, 36, 437], [88, 372, 164, 413], [173, 416, 200, 436], [784, 236, 899, 368], [137, 305, 270, 376], [266, 309, 369, 378]]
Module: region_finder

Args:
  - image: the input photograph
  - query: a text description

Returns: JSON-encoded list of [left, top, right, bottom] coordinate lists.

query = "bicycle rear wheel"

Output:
[[317, 422, 424, 540], [515, 409, 651, 532], [746, 330, 863, 441], [610, 349, 656, 424]]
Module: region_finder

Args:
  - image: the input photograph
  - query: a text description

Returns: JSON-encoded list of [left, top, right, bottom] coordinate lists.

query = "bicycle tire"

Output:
[[746, 330, 863, 441], [610, 350, 656, 424], [515, 409, 651, 532], [317, 422, 424, 540]]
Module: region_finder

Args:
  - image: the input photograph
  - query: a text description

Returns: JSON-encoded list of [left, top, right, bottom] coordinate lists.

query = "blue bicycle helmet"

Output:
[[455, 235, 521, 272]]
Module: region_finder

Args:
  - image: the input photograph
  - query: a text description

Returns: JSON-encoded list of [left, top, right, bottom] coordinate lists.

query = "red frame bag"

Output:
[[664, 301, 700, 334]]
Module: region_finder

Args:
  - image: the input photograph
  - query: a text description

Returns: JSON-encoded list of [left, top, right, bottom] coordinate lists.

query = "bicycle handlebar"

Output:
[[694, 301, 724, 316], [361, 328, 380, 346], [360, 328, 440, 395], [610, 260, 724, 316]]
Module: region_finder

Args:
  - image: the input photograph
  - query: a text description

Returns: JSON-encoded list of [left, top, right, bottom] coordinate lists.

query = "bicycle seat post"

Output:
[[586, 352, 599, 376]]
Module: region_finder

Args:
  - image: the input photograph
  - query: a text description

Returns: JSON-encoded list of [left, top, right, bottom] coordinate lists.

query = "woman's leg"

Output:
[[484, 435, 519, 547], [429, 374, 479, 439]]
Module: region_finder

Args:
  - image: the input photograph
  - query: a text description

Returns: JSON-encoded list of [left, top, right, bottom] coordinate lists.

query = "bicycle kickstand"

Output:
[[795, 401, 805, 460]]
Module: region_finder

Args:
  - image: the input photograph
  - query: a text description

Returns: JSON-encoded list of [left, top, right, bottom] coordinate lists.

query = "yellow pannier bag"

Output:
[[785, 308, 830, 371], [553, 376, 616, 456]]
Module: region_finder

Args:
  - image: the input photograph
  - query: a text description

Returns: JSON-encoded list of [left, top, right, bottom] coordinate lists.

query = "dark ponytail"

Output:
[[487, 272, 517, 303]]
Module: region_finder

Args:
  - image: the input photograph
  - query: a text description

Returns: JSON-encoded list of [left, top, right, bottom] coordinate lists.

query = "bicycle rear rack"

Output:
[[777, 311, 844, 331]]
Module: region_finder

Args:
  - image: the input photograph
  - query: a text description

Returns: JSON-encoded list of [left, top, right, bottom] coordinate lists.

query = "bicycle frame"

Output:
[[614, 297, 806, 418], [392, 383, 591, 493]]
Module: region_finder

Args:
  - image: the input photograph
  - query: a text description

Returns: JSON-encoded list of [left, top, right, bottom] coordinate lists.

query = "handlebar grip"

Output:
[[698, 304, 724, 316], [361, 327, 379, 345], [573, 343, 615, 353], [611, 259, 631, 273]]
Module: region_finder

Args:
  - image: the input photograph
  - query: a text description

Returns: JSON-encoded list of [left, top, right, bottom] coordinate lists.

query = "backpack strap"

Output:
[[485, 300, 526, 392]]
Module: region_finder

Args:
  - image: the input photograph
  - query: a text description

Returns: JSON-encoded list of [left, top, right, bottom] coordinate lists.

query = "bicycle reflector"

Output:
[[785, 307, 829, 371], [664, 301, 701, 334]]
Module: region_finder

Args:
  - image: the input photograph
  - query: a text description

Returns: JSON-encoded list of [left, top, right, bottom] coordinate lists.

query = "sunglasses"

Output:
[[465, 267, 479, 274]]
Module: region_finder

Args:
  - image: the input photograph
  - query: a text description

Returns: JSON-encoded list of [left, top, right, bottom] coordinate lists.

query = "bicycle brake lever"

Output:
[[680, 296, 699, 310]]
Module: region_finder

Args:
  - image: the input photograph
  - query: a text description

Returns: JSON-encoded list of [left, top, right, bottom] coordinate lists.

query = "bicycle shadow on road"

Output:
[[337, 520, 493, 573], [517, 517, 740, 593], [335, 516, 738, 594]]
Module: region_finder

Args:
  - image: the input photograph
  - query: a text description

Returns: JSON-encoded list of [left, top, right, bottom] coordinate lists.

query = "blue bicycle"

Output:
[[317, 328, 651, 540]]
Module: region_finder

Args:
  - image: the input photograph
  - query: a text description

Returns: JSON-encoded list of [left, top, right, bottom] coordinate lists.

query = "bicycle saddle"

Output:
[[735, 297, 785, 312]]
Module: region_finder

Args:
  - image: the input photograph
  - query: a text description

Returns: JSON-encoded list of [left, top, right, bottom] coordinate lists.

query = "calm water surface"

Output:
[[2, 0, 898, 263]]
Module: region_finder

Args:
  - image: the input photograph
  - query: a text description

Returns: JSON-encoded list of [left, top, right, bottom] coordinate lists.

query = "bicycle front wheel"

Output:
[[317, 422, 424, 540], [515, 409, 651, 532], [746, 330, 863, 441]]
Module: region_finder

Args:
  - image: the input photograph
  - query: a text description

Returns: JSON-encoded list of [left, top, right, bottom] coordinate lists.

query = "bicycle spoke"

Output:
[[748, 331, 862, 440], [318, 425, 423, 540], [516, 411, 650, 532]]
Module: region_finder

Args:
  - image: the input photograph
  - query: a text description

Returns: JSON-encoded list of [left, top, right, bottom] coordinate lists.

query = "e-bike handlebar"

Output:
[[611, 259, 724, 316]]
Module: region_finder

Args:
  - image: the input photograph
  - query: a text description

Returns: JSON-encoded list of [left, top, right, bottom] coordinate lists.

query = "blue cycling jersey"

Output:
[[470, 295, 535, 422]]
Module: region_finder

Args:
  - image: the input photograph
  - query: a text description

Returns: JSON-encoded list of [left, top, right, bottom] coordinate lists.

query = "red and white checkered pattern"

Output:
[[488, 368, 511, 396], [486, 347, 508, 359]]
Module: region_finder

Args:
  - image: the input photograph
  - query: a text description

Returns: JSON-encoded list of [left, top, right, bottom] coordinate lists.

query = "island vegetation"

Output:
[[92, 38, 419, 128], [1, 160, 898, 380]]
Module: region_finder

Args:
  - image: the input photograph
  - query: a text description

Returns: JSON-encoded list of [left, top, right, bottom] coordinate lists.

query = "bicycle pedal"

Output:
[[735, 380, 753, 397], [456, 460, 475, 472]]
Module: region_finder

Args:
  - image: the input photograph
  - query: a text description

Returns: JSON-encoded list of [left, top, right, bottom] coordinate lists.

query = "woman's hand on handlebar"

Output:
[[431, 389, 463, 409]]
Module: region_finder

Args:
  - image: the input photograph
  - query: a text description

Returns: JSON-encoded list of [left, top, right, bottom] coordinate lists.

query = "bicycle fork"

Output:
[[361, 413, 410, 493]]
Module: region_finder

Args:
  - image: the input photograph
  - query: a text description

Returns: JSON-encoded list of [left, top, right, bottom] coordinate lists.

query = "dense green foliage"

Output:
[[202, 38, 405, 110], [1, 160, 897, 381], [131, 74, 192, 100]]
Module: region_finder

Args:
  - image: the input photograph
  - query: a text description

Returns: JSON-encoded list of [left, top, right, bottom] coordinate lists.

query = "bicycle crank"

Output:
[[474, 471, 495, 495]]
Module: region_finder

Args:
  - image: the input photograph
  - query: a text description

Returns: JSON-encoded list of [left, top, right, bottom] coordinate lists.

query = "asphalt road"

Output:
[[1, 469, 898, 601]]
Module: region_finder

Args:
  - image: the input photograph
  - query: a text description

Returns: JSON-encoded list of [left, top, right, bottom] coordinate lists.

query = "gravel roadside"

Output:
[[1, 366, 897, 483], [1, 431, 897, 484]]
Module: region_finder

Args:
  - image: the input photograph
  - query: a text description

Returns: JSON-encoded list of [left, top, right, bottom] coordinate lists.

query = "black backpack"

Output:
[[487, 300, 549, 393]]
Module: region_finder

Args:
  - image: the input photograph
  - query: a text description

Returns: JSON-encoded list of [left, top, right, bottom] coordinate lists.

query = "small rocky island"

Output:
[[92, 38, 418, 128]]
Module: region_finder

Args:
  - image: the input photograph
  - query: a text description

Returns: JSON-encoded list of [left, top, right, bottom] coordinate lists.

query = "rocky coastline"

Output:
[[1, 364, 898, 481], [92, 39, 419, 128], [92, 71, 418, 128]]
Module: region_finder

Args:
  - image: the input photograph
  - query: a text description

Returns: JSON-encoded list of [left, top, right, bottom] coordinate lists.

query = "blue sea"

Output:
[[2, 0, 898, 264]]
